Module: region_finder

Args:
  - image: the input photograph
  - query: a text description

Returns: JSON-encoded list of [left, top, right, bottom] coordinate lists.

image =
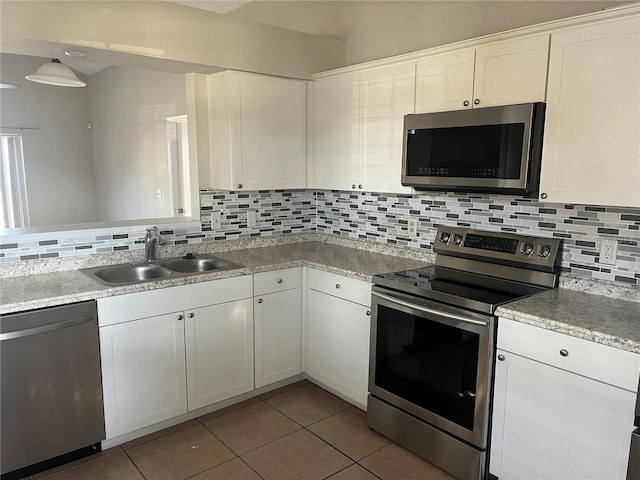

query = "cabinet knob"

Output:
[[177, 314, 184, 321], [559, 349, 569, 357], [473, 98, 480, 105], [358, 184, 363, 190], [497, 354, 505, 361], [352, 184, 356, 189], [276, 279, 283, 284], [188, 312, 195, 318], [366, 310, 371, 316], [335, 284, 341, 289], [463, 100, 470, 107], [257, 298, 263, 304], [540, 192, 548, 200], [237, 184, 243, 189]]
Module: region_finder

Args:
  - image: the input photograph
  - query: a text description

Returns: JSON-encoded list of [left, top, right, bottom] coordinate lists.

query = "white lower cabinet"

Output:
[[490, 318, 640, 480], [304, 268, 372, 408], [254, 268, 302, 388], [98, 276, 254, 439]]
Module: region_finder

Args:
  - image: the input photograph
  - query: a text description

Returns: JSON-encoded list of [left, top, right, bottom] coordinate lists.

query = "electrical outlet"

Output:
[[247, 211, 257, 228], [407, 218, 418, 236], [599, 239, 618, 265], [211, 211, 222, 229], [156, 188, 162, 199]]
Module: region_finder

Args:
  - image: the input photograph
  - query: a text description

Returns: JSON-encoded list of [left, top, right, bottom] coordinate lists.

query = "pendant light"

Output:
[[25, 58, 86, 87]]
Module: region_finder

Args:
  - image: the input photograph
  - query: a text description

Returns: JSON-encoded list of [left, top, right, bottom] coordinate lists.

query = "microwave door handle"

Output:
[[372, 291, 488, 327]]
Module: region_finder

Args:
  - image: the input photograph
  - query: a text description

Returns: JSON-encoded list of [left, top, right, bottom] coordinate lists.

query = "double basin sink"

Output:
[[82, 254, 242, 287]]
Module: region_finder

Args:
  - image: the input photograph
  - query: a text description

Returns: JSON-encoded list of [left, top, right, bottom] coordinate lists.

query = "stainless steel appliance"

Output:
[[367, 226, 560, 480], [401, 103, 545, 196], [1, 301, 105, 480], [627, 377, 640, 479]]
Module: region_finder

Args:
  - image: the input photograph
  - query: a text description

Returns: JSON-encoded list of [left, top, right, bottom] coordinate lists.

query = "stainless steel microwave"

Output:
[[401, 103, 545, 196]]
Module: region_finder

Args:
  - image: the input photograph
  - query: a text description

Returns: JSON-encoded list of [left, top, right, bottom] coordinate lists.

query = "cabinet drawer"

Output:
[[98, 275, 253, 326], [498, 318, 640, 391], [306, 268, 371, 307], [254, 268, 302, 295]]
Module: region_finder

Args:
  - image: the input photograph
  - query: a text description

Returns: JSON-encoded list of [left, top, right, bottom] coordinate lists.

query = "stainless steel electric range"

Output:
[[367, 226, 561, 480]]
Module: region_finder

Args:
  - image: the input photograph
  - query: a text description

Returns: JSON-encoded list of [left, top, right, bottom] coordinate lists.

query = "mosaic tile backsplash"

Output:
[[1, 189, 639, 286]]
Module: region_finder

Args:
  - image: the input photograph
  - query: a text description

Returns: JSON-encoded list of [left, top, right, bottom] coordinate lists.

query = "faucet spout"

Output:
[[144, 226, 165, 263]]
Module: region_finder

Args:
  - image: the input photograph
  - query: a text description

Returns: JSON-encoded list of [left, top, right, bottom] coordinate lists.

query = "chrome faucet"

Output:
[[144, 226, 166, 263]]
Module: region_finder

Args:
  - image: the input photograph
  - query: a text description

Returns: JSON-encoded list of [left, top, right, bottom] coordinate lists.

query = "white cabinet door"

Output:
[[100, 312, 187, 438], [539, 17, 640, 207], [185, 299, 254, 410], [490, 349, 636, 480], [473, 35, 549, 108], [305, 288, 371, 407], [415, 49, 475, 113], [359, 62, 415, 194], [208, 71, 307, 191], [312, 72, 360, 190], [254, 288, 302, 388]]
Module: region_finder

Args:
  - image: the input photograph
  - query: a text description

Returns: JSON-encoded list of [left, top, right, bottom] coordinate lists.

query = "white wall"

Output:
[[88, 66, 187, 221], [0, 53, 98, 226]]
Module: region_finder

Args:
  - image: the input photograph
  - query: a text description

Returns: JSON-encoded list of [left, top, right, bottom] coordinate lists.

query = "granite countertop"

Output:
[[0, 241, 430, 315], [496, 289, 640, 354]]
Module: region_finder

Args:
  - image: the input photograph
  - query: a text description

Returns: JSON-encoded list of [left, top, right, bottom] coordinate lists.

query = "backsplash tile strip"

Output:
[[0, 189, 638, 288]]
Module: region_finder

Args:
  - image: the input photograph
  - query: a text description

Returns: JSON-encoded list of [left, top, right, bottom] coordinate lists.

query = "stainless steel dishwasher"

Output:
[[1, 301, 105, 479]]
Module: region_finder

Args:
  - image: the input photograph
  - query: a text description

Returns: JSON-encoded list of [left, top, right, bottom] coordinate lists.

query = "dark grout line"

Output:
[[121, 448, 150, 480]]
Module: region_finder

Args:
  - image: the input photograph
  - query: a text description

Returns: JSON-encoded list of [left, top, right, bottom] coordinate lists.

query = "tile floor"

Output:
[[29, 381, 455, 480]]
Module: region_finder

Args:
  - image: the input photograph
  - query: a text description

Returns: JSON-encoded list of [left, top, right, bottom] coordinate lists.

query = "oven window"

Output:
[[374, 304, 479, 430]]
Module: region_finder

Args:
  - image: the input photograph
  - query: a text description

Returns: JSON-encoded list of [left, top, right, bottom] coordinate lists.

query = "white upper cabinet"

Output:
[[207, 71, 307, 191], [312, 62, 414, 194], [539, 15, 640, 207], [415, 35, 549, 113]]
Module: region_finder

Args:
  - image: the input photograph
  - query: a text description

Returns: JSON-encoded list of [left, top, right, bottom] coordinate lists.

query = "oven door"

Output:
[[369, 286, 495, 449]]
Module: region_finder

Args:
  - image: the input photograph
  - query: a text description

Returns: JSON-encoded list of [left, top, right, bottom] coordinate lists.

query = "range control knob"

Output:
[[521, 243, 534, 255], [440, 232, 451, 243], [537, 244, 551, 258], [452, 234, 463, 245]]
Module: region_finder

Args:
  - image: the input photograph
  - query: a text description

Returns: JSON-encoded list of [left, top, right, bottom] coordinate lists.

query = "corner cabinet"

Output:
[[415, 34, 549, 113], [490, 318, 640, 480], [98, 276, 254, 439], [538, 16, 640, 207], [205, 71, 307, 191], [311, 62, 414, 194], [304, 268, 372, 408]]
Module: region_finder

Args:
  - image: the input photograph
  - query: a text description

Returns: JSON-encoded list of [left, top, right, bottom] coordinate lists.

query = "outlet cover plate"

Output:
[[211, 211, 222, 229], [407, 218, 418, 236], [599, 239, 618, 265]]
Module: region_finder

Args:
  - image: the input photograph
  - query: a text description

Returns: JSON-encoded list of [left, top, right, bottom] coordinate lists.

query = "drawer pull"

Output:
[[366, 310, 371, 316], [257, 298, 263, 304], [276, 279, 283, 284], [177, 314, 184, 321], [559, 349, 569, 357], [335, 284, 341, 289], [497, 354, 505, 361], [188, 313, 195, 319]]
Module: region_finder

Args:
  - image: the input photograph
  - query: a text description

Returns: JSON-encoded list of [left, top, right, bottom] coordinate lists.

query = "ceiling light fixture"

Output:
[[25, 58, 86, 87]]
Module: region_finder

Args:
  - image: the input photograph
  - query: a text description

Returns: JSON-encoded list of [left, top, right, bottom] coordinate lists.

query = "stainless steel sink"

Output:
[[81, 254, 242, 287], [156, 254, 240, 273]]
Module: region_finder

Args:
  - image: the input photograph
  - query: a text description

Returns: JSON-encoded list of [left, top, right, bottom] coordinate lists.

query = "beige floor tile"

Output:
[[359, 443, 455, 480], [327, 464, 380, 480], [127, 423, 235, 480], [197, 397, 262, 424], [307, 407, 390, 460], [189, 458, 262, 480], [241, 429, 352, 480], [264, 383, 350, 426], [202, 401, 301, 455], [34, 451, 143, 480], [121, 420, 199, 451], [258, 379, 310, 400], [31, 447, 124, 479]]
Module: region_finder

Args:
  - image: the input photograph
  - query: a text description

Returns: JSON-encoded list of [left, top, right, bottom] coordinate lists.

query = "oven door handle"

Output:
[[372, 291, 488, 327]]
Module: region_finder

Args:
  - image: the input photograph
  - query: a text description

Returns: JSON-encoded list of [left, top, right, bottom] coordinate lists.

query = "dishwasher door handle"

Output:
[[0, 314, 95, 341]]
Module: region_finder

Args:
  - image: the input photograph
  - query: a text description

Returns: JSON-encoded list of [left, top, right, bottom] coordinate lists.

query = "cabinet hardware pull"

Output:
[[473, 98, 480, 105], [177, 314, 184, 321], [276, 279, 283, 284], [366, 311, 371, 316], [498, 354, 505, 361], [188, 313, 195, 318], [335, 284, 341, 289], [559, 349, 569, 357], [540, 193, 548, 200], [237, 184, 243, 189], [352, 184, 356, 189], [257, 298, 263, 304], [463, 100, 470, 107], [358, 184, 363, 189]]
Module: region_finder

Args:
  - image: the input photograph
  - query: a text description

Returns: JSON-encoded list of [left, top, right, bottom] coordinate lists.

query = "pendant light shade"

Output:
[[25, 58, 86, 87]]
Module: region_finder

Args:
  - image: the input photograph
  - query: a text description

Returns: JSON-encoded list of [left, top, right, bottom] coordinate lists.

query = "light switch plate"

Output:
[[212, 211, 222, 229], [247, 211, 257, 228], [599, 239, 618, 265]]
